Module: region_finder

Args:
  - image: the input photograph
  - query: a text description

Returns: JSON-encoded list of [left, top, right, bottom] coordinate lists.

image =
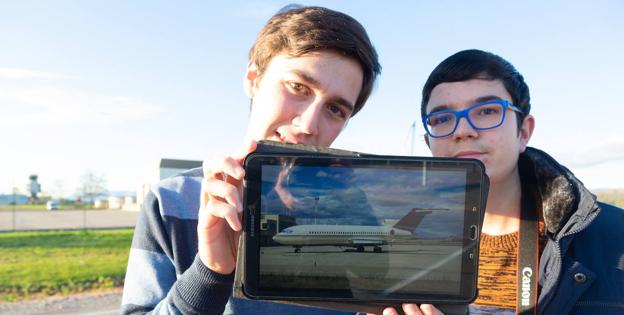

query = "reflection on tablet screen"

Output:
[[258, 163, 467, 298]]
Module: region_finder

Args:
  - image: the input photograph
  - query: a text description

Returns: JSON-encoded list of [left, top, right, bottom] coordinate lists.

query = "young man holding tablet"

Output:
[[122, 5, 441, 315]]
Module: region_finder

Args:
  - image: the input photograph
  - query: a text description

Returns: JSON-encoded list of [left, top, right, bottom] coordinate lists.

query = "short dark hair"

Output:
[[249, 6, 381, 116], [421, 49, 530, 128]]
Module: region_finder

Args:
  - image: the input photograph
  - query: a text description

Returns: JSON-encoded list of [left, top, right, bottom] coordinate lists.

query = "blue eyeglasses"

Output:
[[422, 99, 523, 138]]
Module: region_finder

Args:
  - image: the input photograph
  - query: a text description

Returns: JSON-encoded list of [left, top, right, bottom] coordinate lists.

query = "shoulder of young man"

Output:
[[147, 167, 204, 219], [560, 201, 624, 251], [594, 201, 624, 228]]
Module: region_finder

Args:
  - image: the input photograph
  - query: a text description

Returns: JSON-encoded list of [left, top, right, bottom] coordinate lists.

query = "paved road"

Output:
[[0, 289, 122, 315], [0, 209, 139, 231]]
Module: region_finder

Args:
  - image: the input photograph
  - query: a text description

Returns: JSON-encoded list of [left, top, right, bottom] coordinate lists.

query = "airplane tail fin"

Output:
[[392, 208, 446, 232]]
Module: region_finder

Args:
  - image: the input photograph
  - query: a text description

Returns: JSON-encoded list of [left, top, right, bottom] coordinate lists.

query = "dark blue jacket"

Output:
[[522, 148, 624, 314]]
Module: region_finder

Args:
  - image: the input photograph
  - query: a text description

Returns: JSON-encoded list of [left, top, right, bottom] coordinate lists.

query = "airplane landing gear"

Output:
[[356, 245, 365, 252], [373, 246, 382, 253], [294, 247, 301, 253]]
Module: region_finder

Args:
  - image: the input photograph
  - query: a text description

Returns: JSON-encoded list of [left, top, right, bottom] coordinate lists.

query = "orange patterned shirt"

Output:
[[471, 221, 547, 312]]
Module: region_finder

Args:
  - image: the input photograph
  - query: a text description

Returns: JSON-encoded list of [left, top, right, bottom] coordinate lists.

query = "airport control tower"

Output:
[[28, 174, 41, 203]]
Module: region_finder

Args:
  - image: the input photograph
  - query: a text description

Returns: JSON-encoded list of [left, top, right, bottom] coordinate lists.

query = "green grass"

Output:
[[0, 229, 133, 302], [0, 204, 49, 211]]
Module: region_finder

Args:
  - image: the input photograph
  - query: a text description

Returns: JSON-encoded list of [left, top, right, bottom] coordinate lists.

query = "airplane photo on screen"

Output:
[[272, 207, 448, 253], [257, 162, 470, 294], [260, 164, 467, 251]]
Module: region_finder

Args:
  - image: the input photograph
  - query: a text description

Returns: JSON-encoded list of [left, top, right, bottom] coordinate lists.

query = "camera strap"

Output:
[[516, 190, 539, 315]]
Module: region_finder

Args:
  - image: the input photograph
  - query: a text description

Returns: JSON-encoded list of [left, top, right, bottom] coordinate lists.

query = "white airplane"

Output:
[[272, 208, 447, 253]]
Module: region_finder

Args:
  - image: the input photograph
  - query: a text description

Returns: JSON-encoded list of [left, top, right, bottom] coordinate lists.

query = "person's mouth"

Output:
[[453, 151, 485, 159], [274, 131, 305, 145]]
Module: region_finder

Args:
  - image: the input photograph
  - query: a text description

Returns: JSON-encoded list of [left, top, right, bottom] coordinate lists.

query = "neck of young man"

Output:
[[481, 166, 522, 236]]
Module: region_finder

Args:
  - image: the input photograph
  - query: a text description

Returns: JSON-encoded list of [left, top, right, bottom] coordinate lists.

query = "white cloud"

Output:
[[0, 67, 73, 80], [0, 72, 165, 126], [555, 137, 624, 168]]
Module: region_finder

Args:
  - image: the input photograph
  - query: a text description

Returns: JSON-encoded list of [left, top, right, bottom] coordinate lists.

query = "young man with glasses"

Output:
[[420, 49, 624, 314]]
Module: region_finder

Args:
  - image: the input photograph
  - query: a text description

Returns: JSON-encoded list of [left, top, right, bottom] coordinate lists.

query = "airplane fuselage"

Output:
[[269, 208, 445, 252], [272, 224, 413, 247]]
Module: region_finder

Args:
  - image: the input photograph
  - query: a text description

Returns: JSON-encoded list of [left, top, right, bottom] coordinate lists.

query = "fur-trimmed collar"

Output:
[[519, 147, 598, 236]]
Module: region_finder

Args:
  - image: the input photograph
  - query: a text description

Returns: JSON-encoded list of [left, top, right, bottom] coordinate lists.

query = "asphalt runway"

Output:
[[0, 209, 140, 231], [259, 243, 465, 294]]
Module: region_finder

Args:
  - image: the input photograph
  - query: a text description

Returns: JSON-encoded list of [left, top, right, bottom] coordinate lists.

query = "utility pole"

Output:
[[12, 185, 17, 231], [314, 196, 320, 225], [410, 121, 416, 156]]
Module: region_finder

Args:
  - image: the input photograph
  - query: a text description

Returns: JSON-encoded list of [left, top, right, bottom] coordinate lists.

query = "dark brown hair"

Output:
[[249, 6, 381, 116], [421, 49, 530, 129]]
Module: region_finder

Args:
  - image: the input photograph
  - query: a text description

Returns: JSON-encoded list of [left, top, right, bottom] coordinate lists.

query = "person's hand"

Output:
[[369, 304, 444, 315], [274, 165, 299, 209], [197, 140, 257, 274]]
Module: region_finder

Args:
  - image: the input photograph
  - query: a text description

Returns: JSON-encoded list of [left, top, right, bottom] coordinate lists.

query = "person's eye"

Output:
[[477, 106, 500, 116], [428, 114, 451, 126], [286, 81, 311, 96], [327, 104, 348, 120]]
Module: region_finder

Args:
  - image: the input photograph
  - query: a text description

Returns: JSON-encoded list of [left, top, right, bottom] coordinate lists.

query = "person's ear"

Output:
[[424, 134, 430, 148], [518, 114, 535, 153], [244, 62, 260, 99]]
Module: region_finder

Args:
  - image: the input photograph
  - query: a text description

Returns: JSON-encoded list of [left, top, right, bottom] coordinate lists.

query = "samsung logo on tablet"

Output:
[[521, 267, 533, 306], [249, 212, 255, 237]]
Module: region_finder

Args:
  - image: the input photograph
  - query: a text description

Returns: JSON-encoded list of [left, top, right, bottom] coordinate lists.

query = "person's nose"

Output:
[[292, 101, 321, 137], [452, 115, 478, 141]]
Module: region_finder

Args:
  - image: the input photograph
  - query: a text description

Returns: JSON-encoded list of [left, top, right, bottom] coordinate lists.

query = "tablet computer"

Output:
[[242, 152, 487, 304]]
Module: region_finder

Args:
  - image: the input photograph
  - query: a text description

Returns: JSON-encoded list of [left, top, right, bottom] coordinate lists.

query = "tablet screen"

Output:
[[246, 156, 481, 301]]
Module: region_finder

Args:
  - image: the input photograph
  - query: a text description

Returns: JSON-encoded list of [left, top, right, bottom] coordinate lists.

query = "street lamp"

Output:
[[12, 186, 18, 231]]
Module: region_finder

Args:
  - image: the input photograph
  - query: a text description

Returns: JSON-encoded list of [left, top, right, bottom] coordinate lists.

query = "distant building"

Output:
[[135, 183, 151, 212], [260, 214, 296, 246], [0, 194, 29, 205], [94, 199, 109, 209], [108, 196, 123, 209], [122, 196, 138, 211], [159, 158, 202, 180], [93, 195, 138, 211], [132, 158, 203, 212]]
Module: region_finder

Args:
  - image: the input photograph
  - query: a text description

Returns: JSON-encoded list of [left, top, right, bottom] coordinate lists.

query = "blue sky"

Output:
[[1, 1, 623, 197]]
